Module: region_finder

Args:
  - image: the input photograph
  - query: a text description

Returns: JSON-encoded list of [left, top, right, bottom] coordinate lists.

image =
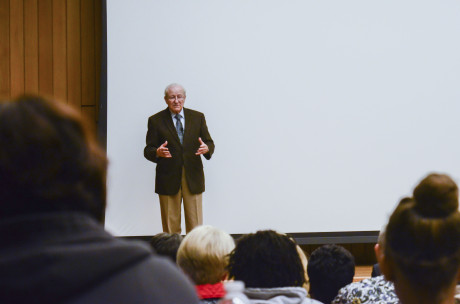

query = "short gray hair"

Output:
[[177, 225, 235, 285], [164, 83, 186, 97]]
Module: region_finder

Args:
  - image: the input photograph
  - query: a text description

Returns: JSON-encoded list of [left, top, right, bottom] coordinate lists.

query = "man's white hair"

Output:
[[164, 83, 186, 97]]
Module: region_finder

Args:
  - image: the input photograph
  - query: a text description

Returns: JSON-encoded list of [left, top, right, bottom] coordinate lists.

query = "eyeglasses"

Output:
[[167, 95, 185, 101]]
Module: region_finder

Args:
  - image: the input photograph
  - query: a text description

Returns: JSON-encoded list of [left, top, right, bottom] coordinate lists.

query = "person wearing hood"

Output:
[[0, 95, 199, 304]]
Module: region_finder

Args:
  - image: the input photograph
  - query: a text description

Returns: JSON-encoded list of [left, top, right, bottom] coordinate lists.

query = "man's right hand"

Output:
[[156, 141, 172, 158]]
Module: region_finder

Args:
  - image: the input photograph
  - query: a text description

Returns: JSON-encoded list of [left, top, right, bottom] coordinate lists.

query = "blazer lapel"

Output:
[[162, 108, 182, 145], [183, 108, 192, 144]]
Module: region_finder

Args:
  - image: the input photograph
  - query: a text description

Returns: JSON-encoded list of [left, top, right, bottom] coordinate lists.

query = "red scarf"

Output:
[[196, 282, 226, 299]]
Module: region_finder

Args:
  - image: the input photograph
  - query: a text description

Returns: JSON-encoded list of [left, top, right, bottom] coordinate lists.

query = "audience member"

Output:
[[297, 245, 311, 293], [307, 244, 355, 304], [0, 96, 199, 304], [456, 284, 460, 304], [333, 216, 405, 304], [177, 225, 235, 304], [371, 263, 381, 277], [150, 232, 183, 262], [333, 275, 399, 304], [6, 97, 456, 304], [227, 230, 322, 304], [370, 225, 400, 279], [376, 173, 460, 304]]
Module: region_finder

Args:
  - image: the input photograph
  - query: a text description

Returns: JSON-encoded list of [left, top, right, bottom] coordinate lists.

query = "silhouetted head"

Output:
[[149, 233, 183, 262], [307, 244, 355, 303], [227, 230, 306, 288], [0, 95, 107, 221]]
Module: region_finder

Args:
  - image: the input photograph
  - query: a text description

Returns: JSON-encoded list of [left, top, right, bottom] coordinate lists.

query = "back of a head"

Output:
[[227, 230, 306, 288], [384, 173, 460, 299], [307, 244, 355, 304], [150, 233, 183, 263], [0, 95, 107, 221], [177, 225, 234, 285], [150, 232, 183, 263]]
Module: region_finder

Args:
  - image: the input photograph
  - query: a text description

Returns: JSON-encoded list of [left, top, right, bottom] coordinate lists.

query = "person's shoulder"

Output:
[[184, 108, 205, 117], [332, 280, 363, 304], [149, 108, 169, 121], [303, 298, 323, 304], [69, 253, 199, 304], [332, 276, 398, 304], [133, 254, 200, 303]]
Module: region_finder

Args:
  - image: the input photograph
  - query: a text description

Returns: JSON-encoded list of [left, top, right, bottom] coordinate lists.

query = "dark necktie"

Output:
[[175, 114, 184, 144]]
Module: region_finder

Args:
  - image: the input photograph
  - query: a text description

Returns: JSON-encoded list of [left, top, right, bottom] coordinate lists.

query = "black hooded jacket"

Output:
[[0, 212, 199, 304]]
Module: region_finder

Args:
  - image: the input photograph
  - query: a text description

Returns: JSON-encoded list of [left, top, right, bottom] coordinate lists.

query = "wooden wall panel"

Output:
[[81, 105, 97, 132], [38, 0, 53, 96], [24, 0, 39, 94], [81, 0, 95, 106], [66, 0, 81, 110], [52, 0, 67, 102], [1, 0, 102, 132], [9, 0, 24, 97], [94, 0, 102, 120], [300, 243, 377, 266], [0, 1, 9, 98]]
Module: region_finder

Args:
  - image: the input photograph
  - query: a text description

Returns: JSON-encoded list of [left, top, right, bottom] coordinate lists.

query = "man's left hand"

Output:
[[195, 137, 209, 155]]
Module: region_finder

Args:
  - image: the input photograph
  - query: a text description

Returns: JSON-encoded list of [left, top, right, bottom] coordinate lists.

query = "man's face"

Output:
[[165, 86, 186, 114]]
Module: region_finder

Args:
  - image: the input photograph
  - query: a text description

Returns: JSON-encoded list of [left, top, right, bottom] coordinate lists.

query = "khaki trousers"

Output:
[[159, 168, 203, 234]]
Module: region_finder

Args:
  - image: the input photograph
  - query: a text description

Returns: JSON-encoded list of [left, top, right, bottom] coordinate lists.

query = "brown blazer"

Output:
[[144, 108, 215, 195]]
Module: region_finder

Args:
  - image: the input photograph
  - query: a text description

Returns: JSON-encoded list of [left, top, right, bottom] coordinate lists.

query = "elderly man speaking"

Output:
[[144, 83, 215, 234]]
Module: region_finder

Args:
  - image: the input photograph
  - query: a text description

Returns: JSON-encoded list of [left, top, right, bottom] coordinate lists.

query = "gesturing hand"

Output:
[[195, 137, 209, 155], [156, 141, 172, 158]]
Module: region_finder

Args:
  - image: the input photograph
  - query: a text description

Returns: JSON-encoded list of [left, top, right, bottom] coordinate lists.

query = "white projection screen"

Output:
[[105, 0, 460, 236]]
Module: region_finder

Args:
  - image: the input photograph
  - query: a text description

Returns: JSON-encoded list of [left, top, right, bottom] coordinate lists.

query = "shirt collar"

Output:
[[170, 108, 184, 119]]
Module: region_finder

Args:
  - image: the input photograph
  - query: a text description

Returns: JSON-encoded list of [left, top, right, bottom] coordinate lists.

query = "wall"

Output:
[[0, 0, 102, 131], [105, 0, 460, 236]]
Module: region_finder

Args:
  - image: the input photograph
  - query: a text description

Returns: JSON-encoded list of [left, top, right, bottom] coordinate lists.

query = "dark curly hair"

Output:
[[307, 244, 355, 303], [150, 233, 183, 262], [384, 173, 460, 300], [0, 95, 107, 221], [227, 230, 306, 288]]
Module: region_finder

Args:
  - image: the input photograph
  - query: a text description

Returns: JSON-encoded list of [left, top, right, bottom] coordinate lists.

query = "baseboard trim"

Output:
[[119, 230, 380, 245]]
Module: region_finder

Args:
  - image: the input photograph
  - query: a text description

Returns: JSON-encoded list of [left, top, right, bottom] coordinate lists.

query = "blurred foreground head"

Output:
[[0, 95, 107, 221], [380, 173, 460, 303]]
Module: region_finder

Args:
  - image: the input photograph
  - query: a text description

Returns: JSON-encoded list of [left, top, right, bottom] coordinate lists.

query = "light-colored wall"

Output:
[[106, 0, 460, 236]]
